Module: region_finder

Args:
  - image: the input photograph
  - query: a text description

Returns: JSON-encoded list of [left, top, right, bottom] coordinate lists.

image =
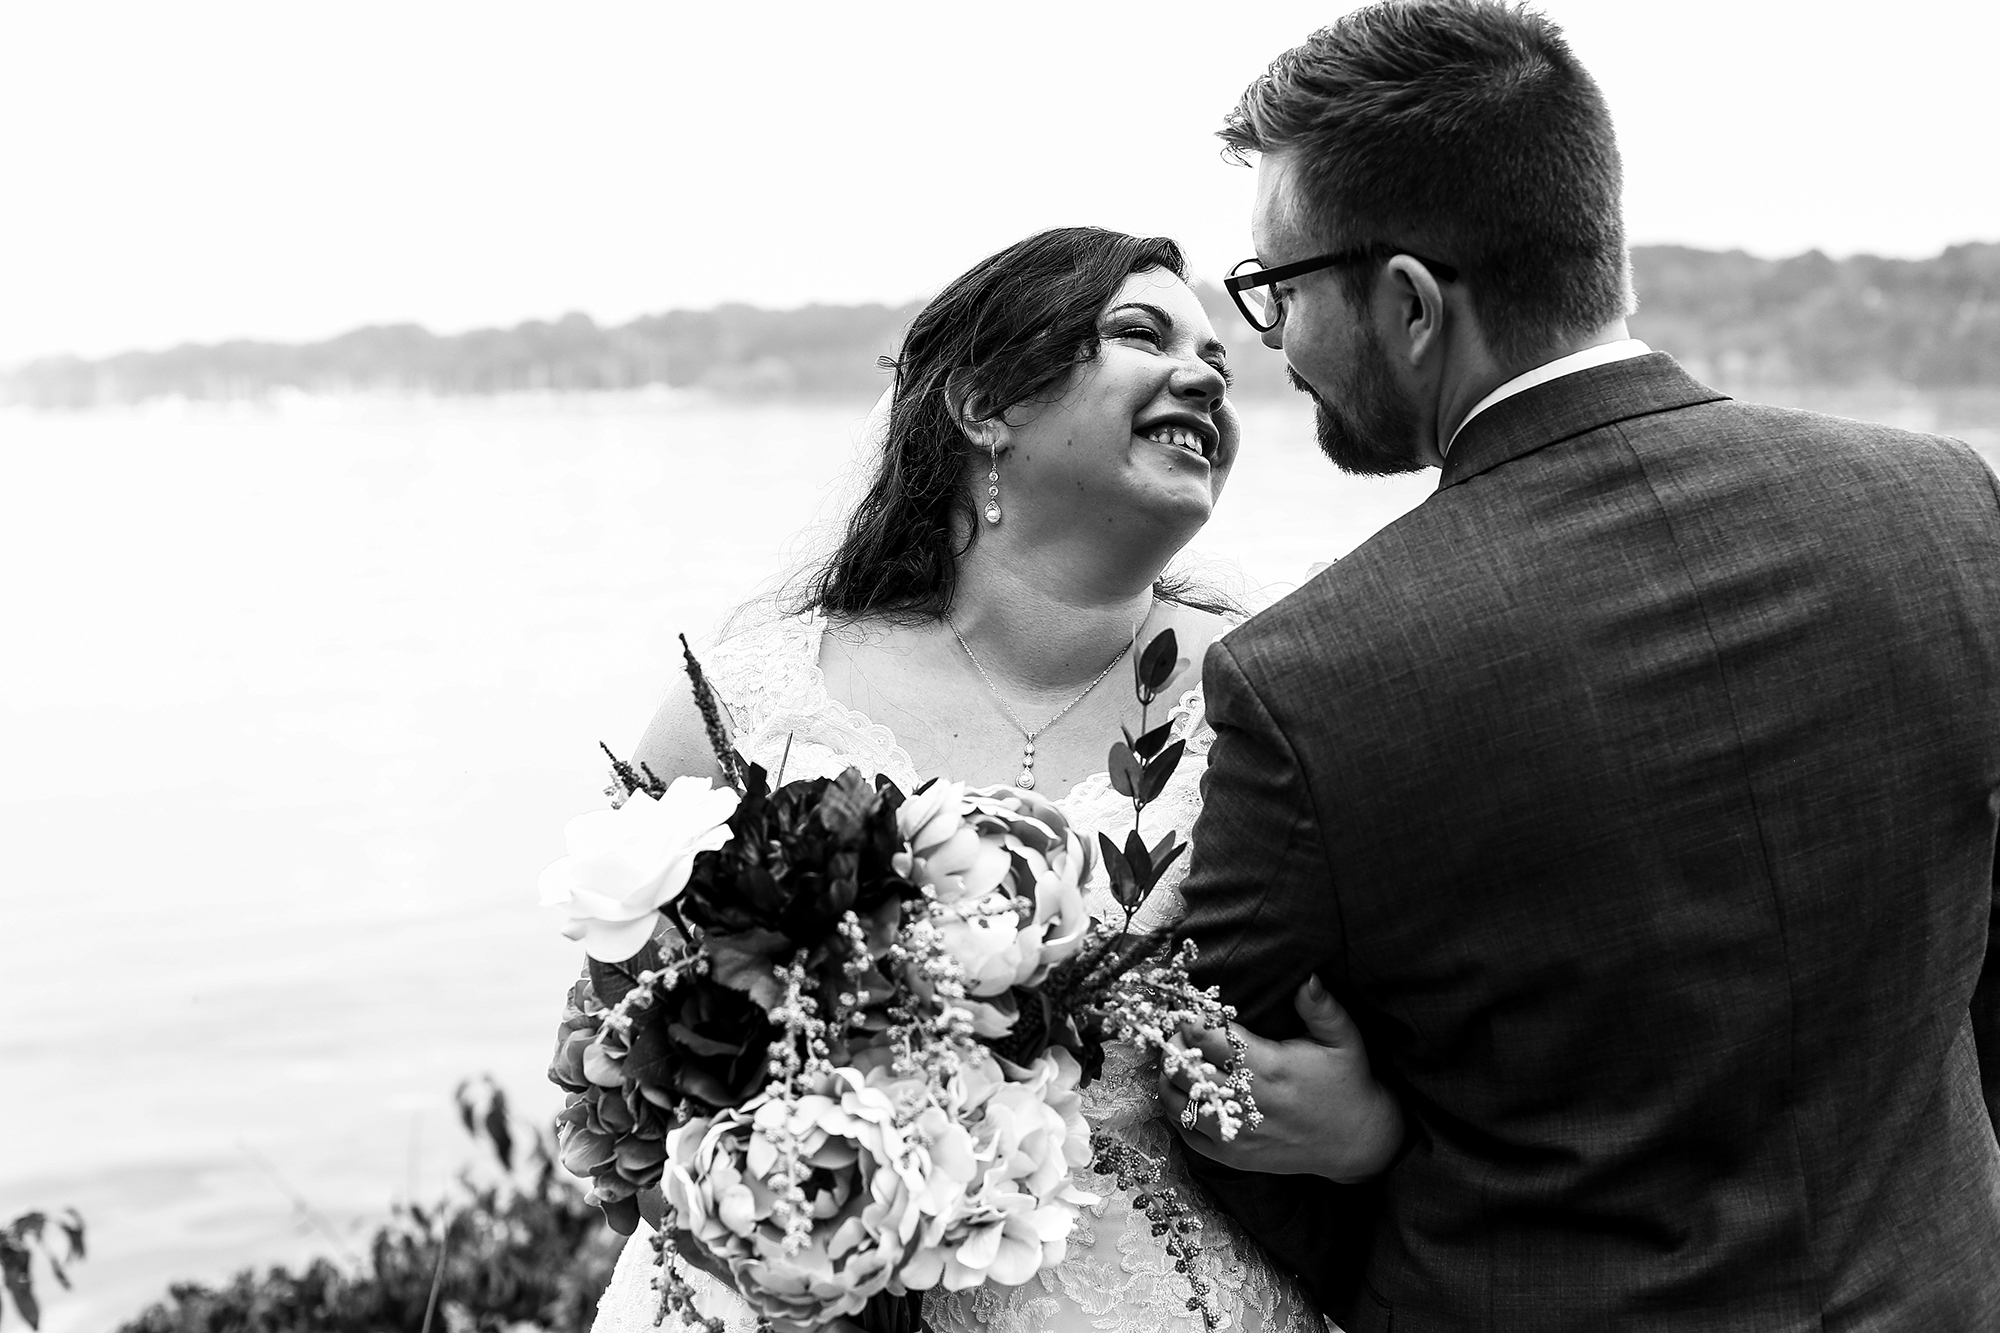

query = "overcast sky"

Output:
[[1, 0, 1993, 365]]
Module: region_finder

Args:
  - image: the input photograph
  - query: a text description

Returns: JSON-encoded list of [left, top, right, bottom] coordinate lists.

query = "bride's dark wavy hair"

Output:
[[793, 226, 1239, 623]]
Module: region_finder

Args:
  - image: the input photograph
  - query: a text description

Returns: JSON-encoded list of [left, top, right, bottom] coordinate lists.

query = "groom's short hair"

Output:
[[1223, 0, 1631, 365]]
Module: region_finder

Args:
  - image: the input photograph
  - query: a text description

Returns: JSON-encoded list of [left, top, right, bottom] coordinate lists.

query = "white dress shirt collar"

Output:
[[1442, 338, 1652, 457]]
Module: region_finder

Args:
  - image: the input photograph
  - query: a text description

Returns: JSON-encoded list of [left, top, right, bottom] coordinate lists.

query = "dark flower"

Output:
[[680, 766, 915, 956], [629, 973, 776, 1111]]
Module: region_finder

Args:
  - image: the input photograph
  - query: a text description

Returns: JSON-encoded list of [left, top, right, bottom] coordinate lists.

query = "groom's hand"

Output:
[[1159, 975, 1404, 1183]]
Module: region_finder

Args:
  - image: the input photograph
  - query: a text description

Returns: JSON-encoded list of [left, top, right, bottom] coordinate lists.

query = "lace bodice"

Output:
[[589, 614, 1325, 1333]]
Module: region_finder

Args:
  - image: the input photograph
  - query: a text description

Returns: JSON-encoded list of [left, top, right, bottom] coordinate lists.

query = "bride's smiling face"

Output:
[[987, 269, 1239, 539]]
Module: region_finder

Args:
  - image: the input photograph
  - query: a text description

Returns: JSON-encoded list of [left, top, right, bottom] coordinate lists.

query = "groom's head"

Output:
[[1223, 0, 1632, 473]]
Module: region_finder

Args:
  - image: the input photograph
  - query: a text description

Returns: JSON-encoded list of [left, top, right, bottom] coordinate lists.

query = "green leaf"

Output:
[[1148, 831, 1187, 884], [1131, 720, 1175, 760], [1097, 832, 1141, 908], [1137, 739, 1186, 803], [1123, 828, 1153, 885], [598, 1192, 642, 1237], [705, 929, 791, 1010], [1137, 629, 1180, 694], [1106, 742, 1145, 799], [587, 938, 662, 1010], [817, 768, 880, 841]]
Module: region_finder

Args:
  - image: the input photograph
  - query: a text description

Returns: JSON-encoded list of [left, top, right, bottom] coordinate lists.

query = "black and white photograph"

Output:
[[3, 2, 1998, 1330]]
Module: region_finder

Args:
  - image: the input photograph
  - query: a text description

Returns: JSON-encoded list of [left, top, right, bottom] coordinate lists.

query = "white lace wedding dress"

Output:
[[589, 613, 1326, 1333]]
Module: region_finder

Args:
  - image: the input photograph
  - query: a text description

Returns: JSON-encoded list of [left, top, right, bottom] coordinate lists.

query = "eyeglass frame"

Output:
[[1224, 246, 1462, 333]]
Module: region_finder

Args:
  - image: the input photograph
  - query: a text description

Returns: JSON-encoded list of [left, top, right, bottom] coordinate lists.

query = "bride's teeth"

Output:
[[1141, 425, 1205, 456]]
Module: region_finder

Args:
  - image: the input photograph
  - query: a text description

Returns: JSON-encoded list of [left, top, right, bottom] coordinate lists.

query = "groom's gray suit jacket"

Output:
[[1179, 355, 2000, 1331]]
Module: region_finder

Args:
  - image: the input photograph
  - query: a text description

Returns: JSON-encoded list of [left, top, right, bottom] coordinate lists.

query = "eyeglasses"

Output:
[[1224, 246, 1461, 333]]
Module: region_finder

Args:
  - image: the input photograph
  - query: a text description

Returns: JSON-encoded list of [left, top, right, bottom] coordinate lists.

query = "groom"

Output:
[[1168, 3, 2000, 1330]]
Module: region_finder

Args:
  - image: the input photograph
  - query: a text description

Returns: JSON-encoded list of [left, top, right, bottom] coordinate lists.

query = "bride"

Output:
[[582, 226, 1324, 1333]]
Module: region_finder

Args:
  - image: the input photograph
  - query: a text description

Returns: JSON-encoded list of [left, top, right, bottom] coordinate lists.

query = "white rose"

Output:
[[538, 775, 740, 962]]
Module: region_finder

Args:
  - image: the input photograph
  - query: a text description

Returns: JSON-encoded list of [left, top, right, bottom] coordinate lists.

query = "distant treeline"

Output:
[[7, 244, 1998, 409]]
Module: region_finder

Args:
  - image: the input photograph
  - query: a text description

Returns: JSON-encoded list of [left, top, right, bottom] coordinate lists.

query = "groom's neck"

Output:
[[1431, 316, 1636, 455]]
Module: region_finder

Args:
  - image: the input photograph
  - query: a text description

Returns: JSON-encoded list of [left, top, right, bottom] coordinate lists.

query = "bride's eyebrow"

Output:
[[1104, 302, 1230, 363]]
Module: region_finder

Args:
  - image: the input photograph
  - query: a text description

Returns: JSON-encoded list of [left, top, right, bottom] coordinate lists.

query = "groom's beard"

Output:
[[1288, 330, 1426, 477]]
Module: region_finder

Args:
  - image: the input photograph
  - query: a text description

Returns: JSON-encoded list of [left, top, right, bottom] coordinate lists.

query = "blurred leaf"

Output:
[[56, 1215, 82, 1264], [1138, 740, 1186, 803], [452, 1081, 475, 1136], [1137, 629, 1180, 694], [1097, 832, 1141, 909], [1, 1242, 37, 1330], [1106, 742, 1144, 799], [1130, 720, 1175, 760], [483, 1089, 514, 1172]]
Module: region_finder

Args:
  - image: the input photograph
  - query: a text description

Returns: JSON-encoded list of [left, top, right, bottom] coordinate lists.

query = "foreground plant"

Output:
[[118, 1084, 618, 1333], [1, 1209, 86, 1330]]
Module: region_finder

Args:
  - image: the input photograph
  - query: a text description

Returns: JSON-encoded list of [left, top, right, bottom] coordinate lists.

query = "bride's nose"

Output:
[[1170, 355, 1227, 407]]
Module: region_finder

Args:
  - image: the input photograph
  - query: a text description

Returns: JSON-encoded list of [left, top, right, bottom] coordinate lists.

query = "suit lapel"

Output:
[[1437, 353, 1729, 491]]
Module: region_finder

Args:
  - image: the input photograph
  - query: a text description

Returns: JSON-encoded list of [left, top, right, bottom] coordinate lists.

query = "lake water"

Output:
[[0, 388, 1993, 1332]]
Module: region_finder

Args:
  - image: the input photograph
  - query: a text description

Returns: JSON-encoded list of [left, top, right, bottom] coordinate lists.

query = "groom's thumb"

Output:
[[1294, 974, 1358, 1049]]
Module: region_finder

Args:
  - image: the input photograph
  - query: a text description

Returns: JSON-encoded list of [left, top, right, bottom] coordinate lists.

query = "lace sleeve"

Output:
[[698, 613, 919, 789]]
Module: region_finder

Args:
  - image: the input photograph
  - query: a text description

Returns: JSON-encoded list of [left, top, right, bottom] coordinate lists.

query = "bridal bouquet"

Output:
[[543, 634, 1254, 1332]]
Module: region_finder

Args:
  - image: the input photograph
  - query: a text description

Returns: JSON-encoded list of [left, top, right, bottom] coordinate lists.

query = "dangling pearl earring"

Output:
[[983, 440, 1002, 525]]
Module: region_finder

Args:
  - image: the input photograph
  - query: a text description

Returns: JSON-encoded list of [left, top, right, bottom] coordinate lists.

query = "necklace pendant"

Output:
[[1016, 769, 1036, 790]]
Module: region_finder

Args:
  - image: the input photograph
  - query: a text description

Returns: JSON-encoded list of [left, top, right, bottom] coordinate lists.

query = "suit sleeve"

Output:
[[1975, 464, 2000, 1133], [1976, 828, 2000, 1132], [1176, 635, 1383, 1316]]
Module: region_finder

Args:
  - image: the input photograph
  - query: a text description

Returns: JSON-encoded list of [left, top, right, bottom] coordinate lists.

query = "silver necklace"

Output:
[[946, 613, 1139, 791]]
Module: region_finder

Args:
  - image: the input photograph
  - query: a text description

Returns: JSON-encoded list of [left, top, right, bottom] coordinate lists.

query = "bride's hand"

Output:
[[1158, 975, 1404, 1183]]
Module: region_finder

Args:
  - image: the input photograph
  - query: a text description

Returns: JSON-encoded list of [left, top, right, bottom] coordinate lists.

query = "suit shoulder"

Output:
[[1220, 549, 1403, 683], [1655, 396, 1992, 477]]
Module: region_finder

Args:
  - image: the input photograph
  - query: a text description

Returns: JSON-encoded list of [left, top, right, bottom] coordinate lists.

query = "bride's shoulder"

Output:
[[630, 610, 821, 785], [1155, 603, 1238, 681]]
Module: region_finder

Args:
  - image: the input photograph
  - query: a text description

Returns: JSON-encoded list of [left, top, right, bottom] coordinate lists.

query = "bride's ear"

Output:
[[944, 373, 1010, 456]]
